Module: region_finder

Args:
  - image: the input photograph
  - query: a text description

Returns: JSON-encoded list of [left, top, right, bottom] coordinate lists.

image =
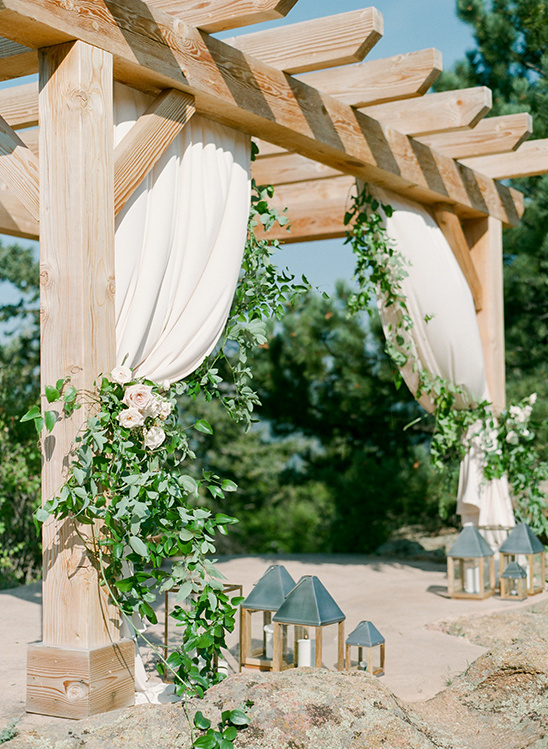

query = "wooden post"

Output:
[[463, 217, 506, 414], [337, 620, 345, 671], [27, 40, 134, 719]]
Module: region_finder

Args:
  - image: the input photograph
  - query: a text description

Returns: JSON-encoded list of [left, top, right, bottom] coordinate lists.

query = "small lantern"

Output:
[[499, 523, 546, 596], [345, 621, 385, 676], [447, 525, 495, 599], [500, 561, 528, 601], [240, 564, 295, 671], [271, 575, 345, 672]]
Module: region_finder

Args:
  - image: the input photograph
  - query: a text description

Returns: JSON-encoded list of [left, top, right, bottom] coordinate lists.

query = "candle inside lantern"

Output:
[[297, 638, 315, 667], [464, 564, 480, 594], [264, 624, 274, 659]]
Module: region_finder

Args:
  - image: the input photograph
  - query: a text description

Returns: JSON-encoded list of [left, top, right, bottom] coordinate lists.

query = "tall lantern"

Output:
[[240, 564, 296, 671], [447, 525, 495, 599], [499, 523, 546, 596], [271, 575, 345, 672]]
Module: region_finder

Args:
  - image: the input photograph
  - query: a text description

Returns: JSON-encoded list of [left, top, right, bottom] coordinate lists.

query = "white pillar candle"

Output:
[[464, 565, 480, 594], [297, 638, 315, 667], [264, 624, 273, 659]]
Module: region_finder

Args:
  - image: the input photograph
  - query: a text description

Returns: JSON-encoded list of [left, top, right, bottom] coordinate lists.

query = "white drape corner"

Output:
[[369, 186, 514, 535], [113, 83, 251, 384]]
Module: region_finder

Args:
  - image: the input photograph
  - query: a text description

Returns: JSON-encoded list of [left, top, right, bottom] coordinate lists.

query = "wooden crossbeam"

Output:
[[146, 0, 298, 33], [0, 114, 39, 220], [360, 87, 492, 136], [0, 0, 523, 224], [224, 8, 383, 74], [297, 48, 443, 108], [419, 113, 533, 159], [18, 127, 38, 155], [461, 139, 548, 179], [252, 152, 339, 185], [0, 180, 39, 239], [433, 204, 483, 311], [0, 36, 37, 80], [114, 88, 196, 215], [0, 80, 38, 129]]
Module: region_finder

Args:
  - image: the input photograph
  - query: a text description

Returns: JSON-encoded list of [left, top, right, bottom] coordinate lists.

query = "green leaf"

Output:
[[45, 385, 60, 403], [114, 578, 134, 592], [175, 581, 193, 602], [20, 405, 41, 423], [194, 419, 213, 435], [128, 536, 148, 557], [193, 711, 212, 730], [34, 507, 51, 523], [221, 479, 237, 492], [228, 709, 249, 727], [193, 736, 217, 749]]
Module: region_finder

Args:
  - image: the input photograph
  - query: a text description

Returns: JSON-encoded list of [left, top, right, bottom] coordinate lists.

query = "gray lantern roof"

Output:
[[501, 561, 527, 579], [499, 523, 545, 555], [346, 620, 385, 647], [241, 565, 296, 611], [272, 575, 345, 626], [447, 525, 494, 558]]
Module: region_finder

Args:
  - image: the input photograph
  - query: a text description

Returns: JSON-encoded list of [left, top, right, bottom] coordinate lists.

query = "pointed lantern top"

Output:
[[346, 620, 385, 647], [272, 575, 345, 626], [499, 523, 545, 555], [241, 564, 296, 611], [501, 561, 527, 579], [447, 525, 494, 558]]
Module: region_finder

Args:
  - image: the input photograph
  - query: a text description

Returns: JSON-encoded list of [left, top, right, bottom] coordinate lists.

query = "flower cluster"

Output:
[[111, 365, 172, 450], [505, 393, 536, 445]]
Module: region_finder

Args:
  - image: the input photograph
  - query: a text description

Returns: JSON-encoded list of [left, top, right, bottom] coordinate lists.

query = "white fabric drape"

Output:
[[113, 83, 251, 383], [370, 187, 514, 541]]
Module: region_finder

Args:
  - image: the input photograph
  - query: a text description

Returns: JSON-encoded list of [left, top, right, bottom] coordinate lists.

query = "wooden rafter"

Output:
[[0, 36, 37, 80], [0, 80, 38, 129], [0, 0, 523, 225], [419, 113, 533, 159], [0, 113, 39, 219], [360, 87, 492, 136], [145, 0, 298, 33], [113, 88, 196, 215], [297, 48, 443, 108], [0, 180, 39, 239], [223, 8, 383, 74], [461, 139, 548, 179], [252, 152, 338, 186]]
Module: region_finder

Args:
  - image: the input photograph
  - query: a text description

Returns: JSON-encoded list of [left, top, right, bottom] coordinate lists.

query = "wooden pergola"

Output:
[[0, 0, 545, 719]]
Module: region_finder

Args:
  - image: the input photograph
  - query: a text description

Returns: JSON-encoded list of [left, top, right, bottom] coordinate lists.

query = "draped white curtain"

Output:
[[113, 83, 251, 383], [370, 186, 514, 545]]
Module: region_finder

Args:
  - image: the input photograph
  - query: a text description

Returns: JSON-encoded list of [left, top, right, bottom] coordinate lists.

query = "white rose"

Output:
[[118, 407, 145, 429], [160, 379, 171, 392], [110, 365, 132, 385], [144, 425, 165, 450], [159, 400, 172, 420], [123, 384, 154, 411], [529, 393, 537, 405], [506, 430, 519, 445], [143, 396, 162, 419]]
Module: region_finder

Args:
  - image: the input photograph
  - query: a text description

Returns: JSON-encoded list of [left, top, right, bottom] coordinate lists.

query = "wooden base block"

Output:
[[27, 640, 135, 719]]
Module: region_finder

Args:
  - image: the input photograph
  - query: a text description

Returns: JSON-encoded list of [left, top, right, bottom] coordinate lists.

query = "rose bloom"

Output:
[[110, 365, 132, 385], [123, 383, 154, 411], [506, 430, 519, 445], [160, 379, 171, 392], [143, 396, 162, 419], [158, 400, 172, 420], [144, 425, 165, 450], [118, 407, 145, 429]]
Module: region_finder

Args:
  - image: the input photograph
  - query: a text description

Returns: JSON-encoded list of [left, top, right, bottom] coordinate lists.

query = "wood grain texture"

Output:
[[27, 641, 134, 719], [360, 87, 492, 136], [0, 180, 39, 239], [18, 126, 38, 155], [0, 113, 39, 218], [461, 138, 548, 179], [0, 35, 37, 80], [224, 8, 383, 74], [39, 41, 117, 652], [252, 151, 340, 185], [0, 0, 523, 224], [146, 0, 298, 32], [114, 88, 195, 215], [298, 48, 443, 107], [464, 217, 506, 414], [0, 80, 38, 128], [433, 204, 483, 312], [419, 113, 533, 159]]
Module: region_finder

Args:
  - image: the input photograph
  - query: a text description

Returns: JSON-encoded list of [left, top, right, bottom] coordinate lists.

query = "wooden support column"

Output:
[[27, 40, 134, 719], [463, 217, 506, 414]]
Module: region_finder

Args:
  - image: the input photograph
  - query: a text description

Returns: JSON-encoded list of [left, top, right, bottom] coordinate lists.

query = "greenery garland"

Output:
[[344, 184, 548, 538]]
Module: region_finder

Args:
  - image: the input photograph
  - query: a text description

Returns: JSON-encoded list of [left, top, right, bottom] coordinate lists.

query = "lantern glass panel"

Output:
[[532, 555, 543, 591], [463, 559, 481, 595], [482, 557, 491, 592]]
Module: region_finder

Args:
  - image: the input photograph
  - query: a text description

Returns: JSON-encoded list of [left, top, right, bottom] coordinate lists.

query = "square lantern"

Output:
[[500, 561, 528, 601], [271, 575, 345, 672], [345, 620, 385, 676], [447, 524, 496, 599], [240, 564, 296, 671], [499, 523, 546, 596]]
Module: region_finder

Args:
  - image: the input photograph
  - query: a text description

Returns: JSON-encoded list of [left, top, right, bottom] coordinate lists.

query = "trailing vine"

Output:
[[344, 184, 548, 538]]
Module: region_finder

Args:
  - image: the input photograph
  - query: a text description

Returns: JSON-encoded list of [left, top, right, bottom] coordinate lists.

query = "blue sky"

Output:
[[0, 1, 476, 297]]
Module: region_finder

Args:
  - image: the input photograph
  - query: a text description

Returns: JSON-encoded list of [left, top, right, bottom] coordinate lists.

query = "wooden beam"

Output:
[[419, 113, 533, 159], [0, 0, 523, 225], [0, 180, 39, 239], [30, 39, 133, 719], [0, 36, 37, 80], [252, 152, 340, 185], [432, 204, 483, 312], [0, 80, 39, 129], [360, 87, 492, 136], [145, 0, 298, 33], [114, 88, 195, 215], [224, 8, 383, 75], [461, 139, 548, 179], [18, 126, 38, 155], [464, 217, 506, 413], [0, 114, 39, 219], [297, 48, 443, 108]]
